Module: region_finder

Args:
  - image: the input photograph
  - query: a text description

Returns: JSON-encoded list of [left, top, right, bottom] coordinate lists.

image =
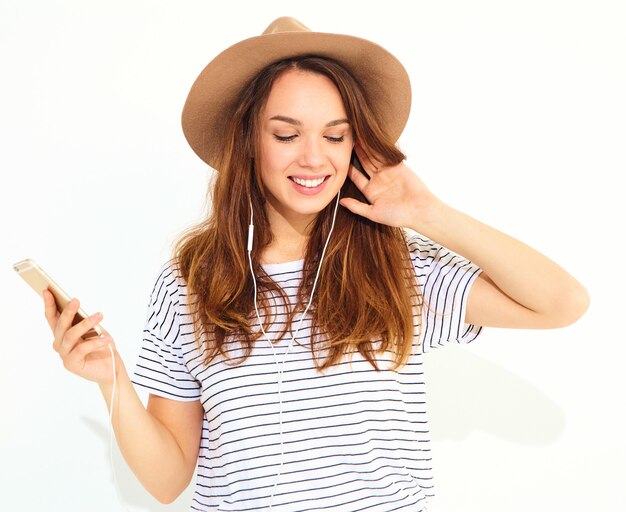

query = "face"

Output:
[[257, 69, 354, 227]]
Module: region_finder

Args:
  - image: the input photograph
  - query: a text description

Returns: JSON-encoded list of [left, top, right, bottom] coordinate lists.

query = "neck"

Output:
[[260, 204, 315, 265]]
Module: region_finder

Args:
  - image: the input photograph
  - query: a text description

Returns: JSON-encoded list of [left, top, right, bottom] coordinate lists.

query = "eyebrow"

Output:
[[268, 115, 350, 127]]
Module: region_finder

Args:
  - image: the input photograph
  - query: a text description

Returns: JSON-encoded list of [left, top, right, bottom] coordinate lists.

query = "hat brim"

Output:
[[181, 31, 411, 169]]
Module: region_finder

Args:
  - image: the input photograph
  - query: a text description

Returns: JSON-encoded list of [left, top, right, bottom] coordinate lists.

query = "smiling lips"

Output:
[[288, 175, 331, 195], [289, 175, 330, 196], [291, 176, 326, 187]]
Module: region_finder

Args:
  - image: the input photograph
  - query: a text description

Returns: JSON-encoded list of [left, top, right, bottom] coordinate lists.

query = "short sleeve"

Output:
[[407, 233, 484, 353], [131, 261, 202, 401]]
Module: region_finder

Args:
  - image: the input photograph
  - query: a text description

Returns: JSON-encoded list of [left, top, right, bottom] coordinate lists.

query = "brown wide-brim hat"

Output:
[[181, 16, 412, 170]]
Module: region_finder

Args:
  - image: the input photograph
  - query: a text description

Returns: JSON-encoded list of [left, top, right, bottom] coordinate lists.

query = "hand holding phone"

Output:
[[13, 259, 102, 338], [14, 259, 118, 384]]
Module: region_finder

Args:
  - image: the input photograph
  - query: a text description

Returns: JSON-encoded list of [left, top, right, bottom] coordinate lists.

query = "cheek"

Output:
[[261, 145, 297, 173], [334, 150, 353, 176]]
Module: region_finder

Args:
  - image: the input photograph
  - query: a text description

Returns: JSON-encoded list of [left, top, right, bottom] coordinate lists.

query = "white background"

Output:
[[1, 1, 624, 511]]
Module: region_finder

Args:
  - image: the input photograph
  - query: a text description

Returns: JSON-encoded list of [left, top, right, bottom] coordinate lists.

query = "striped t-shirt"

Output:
[[132, 233, 483, 511]]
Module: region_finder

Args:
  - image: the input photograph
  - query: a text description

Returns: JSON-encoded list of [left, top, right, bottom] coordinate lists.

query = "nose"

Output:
[[298, 136, 325, 169]]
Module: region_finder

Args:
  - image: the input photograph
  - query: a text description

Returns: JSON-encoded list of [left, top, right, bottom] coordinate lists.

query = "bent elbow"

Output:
[[154, 489, 184, 505], [149, 479, 191, 505], [552, 285, 590, 328]]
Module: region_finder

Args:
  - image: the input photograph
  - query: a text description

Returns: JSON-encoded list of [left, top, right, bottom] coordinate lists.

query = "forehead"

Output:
[[262, 69, 347, 119]]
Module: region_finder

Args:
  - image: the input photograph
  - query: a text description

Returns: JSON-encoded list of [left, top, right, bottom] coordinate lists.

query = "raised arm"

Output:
[[408, 201, 589, 328], [340, 144, 589, 329]]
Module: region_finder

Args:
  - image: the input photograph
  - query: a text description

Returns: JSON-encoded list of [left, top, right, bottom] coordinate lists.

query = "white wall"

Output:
[[1, 1, 624, 510]]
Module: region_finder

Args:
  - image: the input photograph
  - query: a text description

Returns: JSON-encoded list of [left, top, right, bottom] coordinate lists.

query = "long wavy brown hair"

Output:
[[172, 55, 422, 371]]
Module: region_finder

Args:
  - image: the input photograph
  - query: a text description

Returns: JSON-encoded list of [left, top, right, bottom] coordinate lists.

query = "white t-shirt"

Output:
[[132, 233, 483, 512]]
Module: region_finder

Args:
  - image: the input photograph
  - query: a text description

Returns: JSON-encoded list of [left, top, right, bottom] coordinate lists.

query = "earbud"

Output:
[[248, 200, 254, 252]]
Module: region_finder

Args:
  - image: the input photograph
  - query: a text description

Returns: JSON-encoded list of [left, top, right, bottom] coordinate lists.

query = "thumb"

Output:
[[340, 198, 373, 220]]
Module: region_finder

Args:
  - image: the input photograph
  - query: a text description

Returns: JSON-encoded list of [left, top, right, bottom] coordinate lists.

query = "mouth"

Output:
[[288, 175, 331, 188], [287, 174, 332, 196]]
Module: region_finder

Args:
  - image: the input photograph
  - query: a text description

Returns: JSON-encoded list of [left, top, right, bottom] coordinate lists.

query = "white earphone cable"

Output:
[[247, 192, 341, 509], [107, 344, 132, 511], [103, 192, 340, 510]]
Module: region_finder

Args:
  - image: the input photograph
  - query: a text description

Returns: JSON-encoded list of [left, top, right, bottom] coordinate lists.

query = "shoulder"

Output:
[[404, 231, 445, 269], [150, 259, 186, 296], [145, 259, 189, 324], [142, 260, 189, 344], [405, 231, 477, 269], [405, 231, 440, 255]]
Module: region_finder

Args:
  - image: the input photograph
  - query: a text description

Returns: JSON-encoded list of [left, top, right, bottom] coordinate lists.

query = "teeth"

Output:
[[291, 176, 326, 188]]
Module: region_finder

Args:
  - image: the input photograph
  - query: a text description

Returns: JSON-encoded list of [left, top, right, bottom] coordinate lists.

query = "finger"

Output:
[[63, 337, 113, 374], [348, 165, 370, 192], [52, 298, 80, 352], [57, 309, 103, 356], [42, 288, 60, 331], [355, 143, 383, 174], [340, 197, 374, 220], [53, 297, 81, 341], [353, 145, 372, 177]]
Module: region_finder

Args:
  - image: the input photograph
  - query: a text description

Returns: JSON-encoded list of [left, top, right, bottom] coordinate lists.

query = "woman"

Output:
[[43, 17, 589, 512]]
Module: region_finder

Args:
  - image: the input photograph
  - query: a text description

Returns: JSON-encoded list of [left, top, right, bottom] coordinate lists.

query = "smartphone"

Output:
[[13, 258, 103, 339]]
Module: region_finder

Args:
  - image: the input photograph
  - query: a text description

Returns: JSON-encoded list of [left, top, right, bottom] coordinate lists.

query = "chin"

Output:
[[271, 194, 336, 220]]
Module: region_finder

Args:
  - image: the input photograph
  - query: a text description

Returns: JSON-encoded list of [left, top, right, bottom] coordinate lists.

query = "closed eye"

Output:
[[274, 134, 297, 142], [274, 135, 345, 143]]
